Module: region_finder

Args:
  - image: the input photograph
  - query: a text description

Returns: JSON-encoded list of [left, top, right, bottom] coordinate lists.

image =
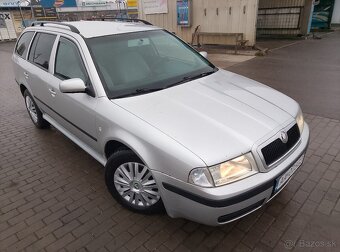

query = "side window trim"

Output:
[[53, 36, 89, 79], [49, 34, 60, 74], [27, 31, 57, 72], [53, 36, 95, 97], [15, 31, 36, 60], [26, 31, 37, 61]]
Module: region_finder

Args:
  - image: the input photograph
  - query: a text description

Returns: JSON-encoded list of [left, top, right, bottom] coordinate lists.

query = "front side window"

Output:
[[54, 37, 88, 82], [87, 30, 216, 98], [28, 33, 56, 70], [15, 31, 34, 58]]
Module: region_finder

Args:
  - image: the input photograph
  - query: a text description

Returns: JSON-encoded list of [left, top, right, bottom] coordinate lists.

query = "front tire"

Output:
[[24, 90, 50, 129], [105, 150, 164, 214]]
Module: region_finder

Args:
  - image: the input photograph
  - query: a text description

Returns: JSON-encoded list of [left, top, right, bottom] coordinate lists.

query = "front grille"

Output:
[[261, 124, 300, 166]]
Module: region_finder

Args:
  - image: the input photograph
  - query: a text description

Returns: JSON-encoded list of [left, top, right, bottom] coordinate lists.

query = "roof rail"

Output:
[[31, 21, 80, 34], [91, 17, 153, 26]]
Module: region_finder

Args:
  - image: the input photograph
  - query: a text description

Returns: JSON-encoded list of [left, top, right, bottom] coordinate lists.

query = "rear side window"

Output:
[[28, 33, 56, 70], [54, 37, 88, 82], [15, 32, 34, 58]]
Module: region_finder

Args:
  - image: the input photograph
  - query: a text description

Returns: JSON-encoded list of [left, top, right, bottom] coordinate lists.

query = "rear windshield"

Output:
[[87, 30, 215, 99]]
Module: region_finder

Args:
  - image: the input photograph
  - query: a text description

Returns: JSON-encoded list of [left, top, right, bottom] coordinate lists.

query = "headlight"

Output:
[[296, 108, 304, 134], [209, 153, 257, 186], [189, 153, 258, 187]]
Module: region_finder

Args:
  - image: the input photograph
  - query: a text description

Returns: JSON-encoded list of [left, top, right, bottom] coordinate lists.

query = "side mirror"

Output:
[[59, 78, 86, 93], [200, 51, 208, 58]]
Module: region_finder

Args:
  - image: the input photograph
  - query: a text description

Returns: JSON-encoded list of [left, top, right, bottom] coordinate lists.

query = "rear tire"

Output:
[[105, 150, 164, 214], [23, 90, 50, 129]]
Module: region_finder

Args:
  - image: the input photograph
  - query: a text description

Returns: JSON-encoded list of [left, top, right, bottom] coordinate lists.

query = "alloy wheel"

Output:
[[25, 95, 38, 123]]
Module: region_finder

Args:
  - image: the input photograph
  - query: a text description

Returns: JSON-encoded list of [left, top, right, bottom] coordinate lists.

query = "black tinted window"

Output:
[[16, 32, 34, 58], [55, 37, 88, 82], [28, 33, 56, 70]]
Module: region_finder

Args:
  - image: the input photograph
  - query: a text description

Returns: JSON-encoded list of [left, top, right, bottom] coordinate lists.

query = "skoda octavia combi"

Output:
[[12, 20, 309, 226]]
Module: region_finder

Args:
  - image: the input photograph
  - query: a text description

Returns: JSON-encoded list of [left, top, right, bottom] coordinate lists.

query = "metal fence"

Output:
[[257, 6, 303, 37]]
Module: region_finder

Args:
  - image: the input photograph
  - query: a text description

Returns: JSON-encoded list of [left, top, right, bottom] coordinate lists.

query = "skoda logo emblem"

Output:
[[280, 131, 288, 144]]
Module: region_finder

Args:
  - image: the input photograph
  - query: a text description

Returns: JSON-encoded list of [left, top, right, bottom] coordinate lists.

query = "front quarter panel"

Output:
[[95, 98, 206, 181]]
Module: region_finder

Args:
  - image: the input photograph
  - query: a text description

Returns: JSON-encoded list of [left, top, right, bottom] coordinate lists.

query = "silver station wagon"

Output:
[[12, 20, 309, 226]]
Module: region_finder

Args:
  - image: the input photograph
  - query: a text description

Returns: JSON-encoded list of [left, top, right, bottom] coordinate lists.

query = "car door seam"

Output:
[[34, 95, 97, 142]]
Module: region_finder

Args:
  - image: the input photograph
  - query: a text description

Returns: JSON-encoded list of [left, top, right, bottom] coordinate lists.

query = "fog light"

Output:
[[189, 168, 214, 187]]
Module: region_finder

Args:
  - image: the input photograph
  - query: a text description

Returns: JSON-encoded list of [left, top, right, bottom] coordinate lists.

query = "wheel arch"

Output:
[[20, 83, 27, 96], [103, 136, 155, 170], [104, 139, 134, 160]]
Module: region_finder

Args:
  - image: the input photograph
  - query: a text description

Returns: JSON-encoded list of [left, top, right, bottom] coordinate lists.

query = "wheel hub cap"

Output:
[[131, 181, 141, 191], [114, 162, 160, 208]]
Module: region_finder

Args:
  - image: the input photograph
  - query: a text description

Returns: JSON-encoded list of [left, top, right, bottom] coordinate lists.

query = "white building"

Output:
[[138, 0, 315, 47], [331, 0, 340, 25]]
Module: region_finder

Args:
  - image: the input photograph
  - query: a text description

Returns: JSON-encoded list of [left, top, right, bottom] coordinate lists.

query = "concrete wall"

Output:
[[332, 0, 340, 24], [300, 0, 313, 35], [138, 0, 259, 46]]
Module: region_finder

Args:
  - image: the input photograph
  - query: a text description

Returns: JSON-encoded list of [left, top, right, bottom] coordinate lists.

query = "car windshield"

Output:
[[86, 29, 217, 99]]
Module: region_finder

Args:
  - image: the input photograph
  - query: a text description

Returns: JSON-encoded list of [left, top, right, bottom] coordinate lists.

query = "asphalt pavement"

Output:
[[228, 31, 340, 120]]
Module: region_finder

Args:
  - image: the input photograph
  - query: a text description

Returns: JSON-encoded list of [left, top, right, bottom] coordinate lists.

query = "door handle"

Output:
[[49, 88, 56, 97], [24, 72, 29, 79]]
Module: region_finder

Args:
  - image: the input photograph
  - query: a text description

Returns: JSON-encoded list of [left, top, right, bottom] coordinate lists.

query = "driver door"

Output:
[[46, 36, 98, 150]]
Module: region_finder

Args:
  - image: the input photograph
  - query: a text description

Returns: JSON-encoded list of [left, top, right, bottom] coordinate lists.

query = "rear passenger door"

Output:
[[26, 32, 57, 114], [12, 31, 35, 92]]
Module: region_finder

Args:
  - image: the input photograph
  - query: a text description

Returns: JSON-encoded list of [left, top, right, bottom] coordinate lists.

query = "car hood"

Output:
[[113, 70, 299, 166]]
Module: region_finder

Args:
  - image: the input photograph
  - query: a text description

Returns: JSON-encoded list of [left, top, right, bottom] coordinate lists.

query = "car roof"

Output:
[[39, 21, 161, 38]]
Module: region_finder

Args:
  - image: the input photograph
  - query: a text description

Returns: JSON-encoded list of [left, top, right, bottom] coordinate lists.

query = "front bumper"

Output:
[[153, 123, 310, 226]]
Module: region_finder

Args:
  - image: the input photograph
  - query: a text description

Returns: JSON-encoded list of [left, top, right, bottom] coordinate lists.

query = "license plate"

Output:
[[275, 154, 304, 193]]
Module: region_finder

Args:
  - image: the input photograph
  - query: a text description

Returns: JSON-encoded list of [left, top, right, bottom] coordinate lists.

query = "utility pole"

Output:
[[17, 0, 26, 27]]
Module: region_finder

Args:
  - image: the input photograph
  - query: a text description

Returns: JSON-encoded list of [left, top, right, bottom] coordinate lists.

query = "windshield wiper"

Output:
[[165, 68, 218, 89], [135, 88, 164, 93], [112, 68, 218, 99], [113, 87, 164, 99]]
